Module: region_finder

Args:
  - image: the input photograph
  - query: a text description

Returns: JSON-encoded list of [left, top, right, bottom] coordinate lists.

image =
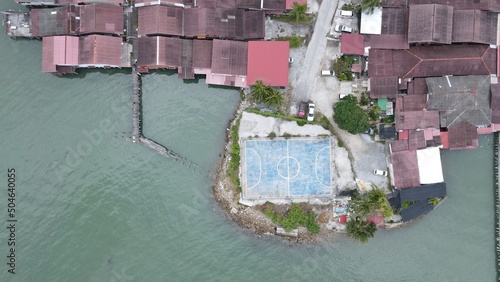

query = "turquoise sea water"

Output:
[[0, 2, 496, 281]]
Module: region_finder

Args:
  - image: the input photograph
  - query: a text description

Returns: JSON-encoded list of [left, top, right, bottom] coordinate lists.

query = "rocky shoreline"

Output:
[[211, 102, 344, 243]]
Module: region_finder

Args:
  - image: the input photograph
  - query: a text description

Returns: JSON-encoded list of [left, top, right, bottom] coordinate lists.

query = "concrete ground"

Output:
[[266, 0, 390, 191]]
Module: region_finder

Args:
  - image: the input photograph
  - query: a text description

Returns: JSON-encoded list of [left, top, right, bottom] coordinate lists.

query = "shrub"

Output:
[[276, 36, 305, 48], [360, 93, 369, 106], [268, 132, 277, 139], [333, 95, 370, 134]]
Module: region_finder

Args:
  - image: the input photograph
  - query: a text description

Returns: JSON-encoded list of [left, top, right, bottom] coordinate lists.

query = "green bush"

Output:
[[360, 93, 369, 106], [297, 120, 306, 126], [227, 119, 241, 188], [333, 95, 370, 134], [264, 204, 320, 233], [268, 132, 277, 139], [276, 36, 305, 48]]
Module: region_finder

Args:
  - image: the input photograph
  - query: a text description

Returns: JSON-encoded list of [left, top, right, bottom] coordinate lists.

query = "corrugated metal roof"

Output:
[[56, 0, 124, 4], [247, 41, 289, 87], [426, 75, 491, 127], [42, 35, 79, 73], [407, 78, 427, 95], [399, 182, 447, 203], [31, 6, 76, 37], [391, 150, 420, 189], [390, 139, 409, 152], [364, 34, 409, 50], [408, 130, 426, 150], [400, 200, 434, 222], [491, 84, 500, 110], [408, 4, 453, 44], [382, 7, 407, 35], [137, 36, 182, 68], [448, 122, 478, 149], [211, 39, 247, 75]]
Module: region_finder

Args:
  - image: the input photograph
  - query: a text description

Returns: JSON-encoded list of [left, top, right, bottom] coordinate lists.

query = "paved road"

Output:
[[293, 0, 338, 102]]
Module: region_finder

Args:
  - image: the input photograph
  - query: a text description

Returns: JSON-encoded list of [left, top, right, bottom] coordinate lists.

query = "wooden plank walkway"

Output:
[[494, 132, 500, 280]]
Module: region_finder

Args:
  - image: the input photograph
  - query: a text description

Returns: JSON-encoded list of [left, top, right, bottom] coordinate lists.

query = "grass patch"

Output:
[[271, 14, 314, 25], [246, 108, 308, 124], [227, 118, 241, 190], [276, 36, 305, 48], [264, 203, 320, 233]]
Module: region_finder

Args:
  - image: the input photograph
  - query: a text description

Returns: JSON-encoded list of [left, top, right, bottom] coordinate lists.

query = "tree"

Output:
[[251, 80, 269, 102], [333, 95, 370, 134], [346, 219, 377, 243], [289, 2, 307, 23], [264, 88, 284, 107], [360, 0, 382, 14]]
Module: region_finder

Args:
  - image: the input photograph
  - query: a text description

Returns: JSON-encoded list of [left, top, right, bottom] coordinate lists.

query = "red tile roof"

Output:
[[369, 76, 399, 98], [78, 35, 122, 66], [403, 95, 427, 111], [448, 122, 479, 150], [369, 45, 497, 79], [341, 34, 364, 55], [247, 41, 289, 87], [78, 4, 124, 35], [391, 150, 420, 189], [395, 110, 440, 130], [286, 0, 306, 10], [138, 6, 184, 37]]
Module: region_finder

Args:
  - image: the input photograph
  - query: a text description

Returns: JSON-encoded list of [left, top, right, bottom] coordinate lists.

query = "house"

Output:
[[246, 41, 289, 87]]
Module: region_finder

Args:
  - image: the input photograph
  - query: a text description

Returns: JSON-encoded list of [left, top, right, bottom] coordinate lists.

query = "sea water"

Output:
[[0, 1, 495, 281]]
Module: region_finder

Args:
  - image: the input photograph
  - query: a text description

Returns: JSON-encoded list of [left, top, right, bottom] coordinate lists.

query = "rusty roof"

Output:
[[391, 150, 420, 189], [448, 122, 478, 149], [369, 76, 399, 98], [407, 78, 428, 95], [403, 95, 427, 111], [31, 6, 76, 37], [193, 40, 213, 68], [79, 35, 122, 66], [369, 45, 497, 79], [78, 4, 124, 35], [408, 130, 426, 150], [137, 36, 182, 68], [382, 0, 407, 7], [491, 84, 500, 110], [452, 10, 497, 44], [409, 0, 500, 11], [211, 39, 247, 75], [493, 110, 500, 124], [426, 75, 492, 127], [382, 7, 408, 35], [390, 139, 409, 152], [184, 8, 264, 40], [395, 110, 440, 130], [56, 0, 124, 3], [138, 6, 184, 37], [408, 4, 453, 44], [364, 34, 408, 50]]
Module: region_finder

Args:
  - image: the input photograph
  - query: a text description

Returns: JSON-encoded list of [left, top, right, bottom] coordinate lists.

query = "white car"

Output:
[[334, 25, 353, 33], [307, 103, 315, 121], [373, 169, 388, 176]]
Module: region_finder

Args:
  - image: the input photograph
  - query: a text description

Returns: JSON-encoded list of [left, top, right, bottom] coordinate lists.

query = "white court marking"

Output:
[[246, 148, 262, 189], [315, 146, 331, 187]]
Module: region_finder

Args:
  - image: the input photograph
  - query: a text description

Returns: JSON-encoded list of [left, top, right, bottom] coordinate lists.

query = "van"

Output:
[[340, 10, 354, 18], [321, 70, 334, 76]]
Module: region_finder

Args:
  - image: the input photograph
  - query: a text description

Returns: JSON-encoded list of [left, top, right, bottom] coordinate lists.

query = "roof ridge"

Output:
[[481, 47, 494, 74], [402, 49, 422, 79]]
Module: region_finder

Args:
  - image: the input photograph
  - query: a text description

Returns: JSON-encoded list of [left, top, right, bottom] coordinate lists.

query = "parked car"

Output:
[[307, 103, 315, 121], [321, 70, 335, 76], [334, 24, 353, 33], [298, 101, 307, 118], [339, 10, 354, 18], [373, 169, 388, 176]]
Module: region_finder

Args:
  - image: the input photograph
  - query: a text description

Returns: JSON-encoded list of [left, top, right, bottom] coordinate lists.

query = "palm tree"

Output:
[[289, 2, 307, 23], [346, 219, 377, 243], [251, 80, 269, 102], [353, 199, 372, 217], [264, 88, 284, 107], [360, 0, 382, 14]]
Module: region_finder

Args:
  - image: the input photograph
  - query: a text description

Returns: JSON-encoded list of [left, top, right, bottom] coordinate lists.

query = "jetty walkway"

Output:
[[495, 132, 500, 280], [126, 6, 205, 174]]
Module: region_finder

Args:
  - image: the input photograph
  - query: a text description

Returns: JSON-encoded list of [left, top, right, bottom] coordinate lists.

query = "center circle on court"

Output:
[[277, 157, 300, 179]]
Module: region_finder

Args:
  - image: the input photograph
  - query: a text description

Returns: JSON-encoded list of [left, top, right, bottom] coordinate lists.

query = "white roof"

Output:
[[416, 147, 444, 185], [360, 7, 382, 35]]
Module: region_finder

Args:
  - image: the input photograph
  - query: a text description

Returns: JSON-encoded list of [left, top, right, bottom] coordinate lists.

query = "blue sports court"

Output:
[[242, 138, 332, 199]]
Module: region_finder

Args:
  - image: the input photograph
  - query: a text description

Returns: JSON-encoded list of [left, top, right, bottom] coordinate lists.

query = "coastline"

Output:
[[211, 101, 343, 243]]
